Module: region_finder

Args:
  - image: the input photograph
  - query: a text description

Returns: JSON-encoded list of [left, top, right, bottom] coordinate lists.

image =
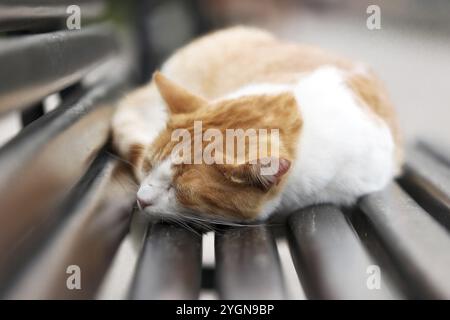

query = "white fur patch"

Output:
[[113, 87, 168, 148], [137, 158, 181, 216], [272, 66, 396, 216], [112, 86, 168, 179], [223, 83, 292, 100]]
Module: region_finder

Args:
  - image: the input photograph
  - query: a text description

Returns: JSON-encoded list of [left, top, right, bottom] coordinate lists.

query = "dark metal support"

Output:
[[20, 102, 45, 126]]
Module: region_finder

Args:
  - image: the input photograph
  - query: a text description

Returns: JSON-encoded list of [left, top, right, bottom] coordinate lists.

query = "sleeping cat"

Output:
[[112, 26, 402, 222]]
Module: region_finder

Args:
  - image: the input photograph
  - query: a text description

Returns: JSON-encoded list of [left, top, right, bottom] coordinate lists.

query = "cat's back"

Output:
[[161, 26, 353, 98]]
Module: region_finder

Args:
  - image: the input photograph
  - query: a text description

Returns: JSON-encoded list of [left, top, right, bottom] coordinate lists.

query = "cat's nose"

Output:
[[137, 197, 152, 209], [137, 185, 156, 209]]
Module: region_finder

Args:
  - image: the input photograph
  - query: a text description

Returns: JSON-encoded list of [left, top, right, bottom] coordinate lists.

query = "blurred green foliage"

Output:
[[106, 0, 136, 28]]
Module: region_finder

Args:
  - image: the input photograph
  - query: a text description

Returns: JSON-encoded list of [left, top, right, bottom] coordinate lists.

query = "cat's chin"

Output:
[[138, 203, 184, 221], [137, 197, 272, 225]]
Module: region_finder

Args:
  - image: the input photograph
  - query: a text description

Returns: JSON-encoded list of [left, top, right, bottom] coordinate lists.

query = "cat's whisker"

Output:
[[180, 220, 202, 236], [178, 214, 215, 233], [182, 213, 266, 228], [164, 215, 202, 237], [180, 215, 218, 228], [105, 150, 140, 172], [180, 215, 207, 227], [185, 217, 216, 232]]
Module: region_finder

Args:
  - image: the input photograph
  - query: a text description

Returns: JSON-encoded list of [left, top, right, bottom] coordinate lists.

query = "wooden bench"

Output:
[[0, 0, 449, 300]]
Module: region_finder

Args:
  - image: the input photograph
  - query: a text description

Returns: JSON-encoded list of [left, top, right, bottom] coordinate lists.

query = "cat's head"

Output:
[[133, 72, 301, 222]]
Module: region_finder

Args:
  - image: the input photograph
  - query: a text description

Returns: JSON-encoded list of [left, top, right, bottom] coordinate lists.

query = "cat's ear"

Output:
[[217, 157, 291, 191], [153, 71, 207, 114]]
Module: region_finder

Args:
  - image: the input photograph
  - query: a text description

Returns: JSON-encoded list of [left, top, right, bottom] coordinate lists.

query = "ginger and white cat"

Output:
[[112, 26, 402, 222]]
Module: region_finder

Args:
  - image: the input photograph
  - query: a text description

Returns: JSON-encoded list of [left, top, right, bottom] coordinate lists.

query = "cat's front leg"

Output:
[[111, 84, 168, 177]]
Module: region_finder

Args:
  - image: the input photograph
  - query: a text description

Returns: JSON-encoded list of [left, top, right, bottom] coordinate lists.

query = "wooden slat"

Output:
[[0, 72, 129, 284], [0, 24, 117, 113], [129, 223, 202, 300], [400, 143, 450, 230], [359, 183, 450, 299], [0, 0, 106, 32], [215, 226, 286, 299], [287, 205, 399, 299], [4, 152, 135, 299]]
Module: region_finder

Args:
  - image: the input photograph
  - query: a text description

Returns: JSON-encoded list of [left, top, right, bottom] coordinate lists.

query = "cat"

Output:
[[112, 26, 402, 223]]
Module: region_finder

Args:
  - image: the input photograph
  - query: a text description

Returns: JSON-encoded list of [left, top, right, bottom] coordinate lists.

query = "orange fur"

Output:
[[346, 70, 403, 166], [144, 91, 301, 219], [162, 26, 355, 99]]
